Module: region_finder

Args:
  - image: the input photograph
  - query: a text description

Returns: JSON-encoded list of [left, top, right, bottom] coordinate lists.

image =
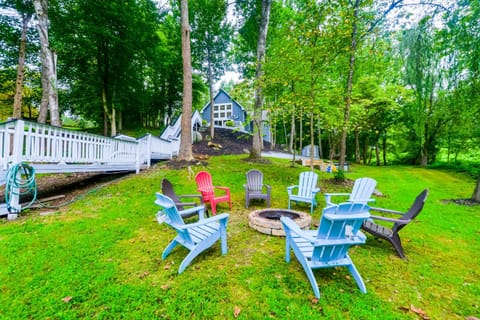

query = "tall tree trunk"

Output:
[[472, 178, 480, 202], [13, 13, 32, 119], [118, 111, 123, 131], [33, 0, 61, 126], [110, 102, 117, 137], [289, 110, 295, 153], [177, 0, 194, 161], [207, 56, 215, 140], [309, 112, 314, 171], [355, 127, 360, 163], [362, 135, 369, 165], [317, 113, 323, 159], [299, 108, 303, 153], [382, 133, 387, 165], [103, 110, 108, 136], [102, 87, 111, 136], [339, 0, 360, 169], [250, 0, 272, 160]]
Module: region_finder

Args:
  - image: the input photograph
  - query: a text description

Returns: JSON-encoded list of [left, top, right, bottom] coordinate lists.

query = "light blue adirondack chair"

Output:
[[155, 193, 229, 273], [281, 203, 370, 299], [287, 171, 320, 213], [324, 177, 377, 206]]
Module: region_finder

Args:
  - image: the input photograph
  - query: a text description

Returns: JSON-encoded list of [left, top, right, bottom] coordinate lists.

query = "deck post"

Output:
[[135, 140, 141, 174], [8, 120, 25, 219]]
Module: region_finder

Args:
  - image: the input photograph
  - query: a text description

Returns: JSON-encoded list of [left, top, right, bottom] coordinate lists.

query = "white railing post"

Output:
[[8, 120, 25, 220]]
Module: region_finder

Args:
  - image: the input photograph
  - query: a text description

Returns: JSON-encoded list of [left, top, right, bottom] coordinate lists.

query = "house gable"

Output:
[[200, 89, 247, 126]]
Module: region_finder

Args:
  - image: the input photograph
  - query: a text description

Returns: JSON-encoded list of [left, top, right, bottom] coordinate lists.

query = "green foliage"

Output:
[[0, 155, 478, 319], [333, 169, 345, 182]]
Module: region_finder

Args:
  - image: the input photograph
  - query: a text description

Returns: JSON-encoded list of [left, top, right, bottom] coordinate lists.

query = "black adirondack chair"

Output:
[[361, 189, 428, 259], [161, 178, 207, 218]]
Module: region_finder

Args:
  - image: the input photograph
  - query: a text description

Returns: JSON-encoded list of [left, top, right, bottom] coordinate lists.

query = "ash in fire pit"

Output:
[[248, 208, 311, 236], [258, 210, 300, 220]]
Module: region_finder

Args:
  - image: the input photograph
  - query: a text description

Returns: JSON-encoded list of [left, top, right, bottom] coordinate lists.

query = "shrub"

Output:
[[334, 169, 345, 182]]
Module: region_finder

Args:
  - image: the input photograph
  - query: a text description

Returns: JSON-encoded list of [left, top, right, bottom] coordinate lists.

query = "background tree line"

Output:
[[0, 0, 478, 170]]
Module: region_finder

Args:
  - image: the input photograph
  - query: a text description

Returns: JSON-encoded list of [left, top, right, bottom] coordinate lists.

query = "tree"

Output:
[[33, 0, 60, 126], [51, 0, 162, 135], [8, 0, 34, 119], [250, 0, 272, 160], [190, 0, 232, 140], [177, 0, 194, 161]]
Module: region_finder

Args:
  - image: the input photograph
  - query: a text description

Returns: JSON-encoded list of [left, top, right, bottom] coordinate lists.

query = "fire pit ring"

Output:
[[248, 208, 312, 236]]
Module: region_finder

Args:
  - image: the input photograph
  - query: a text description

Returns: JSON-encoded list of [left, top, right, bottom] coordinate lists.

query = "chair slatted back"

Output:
[[313, 203, 370, 263], [195, 171, 215, 198], [246, 169, 264, 192], [298, 171, 318, 198], [349, 178, 377, 203], [392, 189, 428, 233]]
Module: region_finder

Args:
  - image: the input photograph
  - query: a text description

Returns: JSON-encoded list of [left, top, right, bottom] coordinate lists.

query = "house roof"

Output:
[[200, 89, 247, 113]]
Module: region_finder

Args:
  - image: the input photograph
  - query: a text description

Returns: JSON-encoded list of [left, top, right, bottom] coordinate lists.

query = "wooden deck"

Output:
[[0, 114, 202, 218]]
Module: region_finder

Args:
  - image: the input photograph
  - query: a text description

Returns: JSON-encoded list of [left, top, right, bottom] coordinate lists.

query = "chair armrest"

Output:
[[324, 212, 370, 221], [369, 207, 405, 215], [179, 205, 205, 219], [179, 213, 229, 229], [369, 214, 409, 224], [215, 186, 231, 195], [312, 188, 320, 195], [324, 192, 351, 197], [287, 185, 298, 195], [280, 217, 317, 243], [175, 201, 197, 208]]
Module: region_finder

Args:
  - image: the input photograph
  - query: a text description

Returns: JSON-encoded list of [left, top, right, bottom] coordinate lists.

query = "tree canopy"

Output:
[[0, 0, 478, 174]]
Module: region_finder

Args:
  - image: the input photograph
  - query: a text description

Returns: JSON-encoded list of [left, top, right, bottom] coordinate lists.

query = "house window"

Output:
[[212, 103, 233, 126]]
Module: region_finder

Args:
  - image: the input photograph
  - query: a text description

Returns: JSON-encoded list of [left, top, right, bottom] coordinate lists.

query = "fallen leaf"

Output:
[[466, 317, 480, 320], [311, 297, 319, 304], [164, 264, 171, 270], [410, 304, 429, 319], [233, 306, 241, 318], [62, 296, 72, 303], [161, 284, 170, 290]]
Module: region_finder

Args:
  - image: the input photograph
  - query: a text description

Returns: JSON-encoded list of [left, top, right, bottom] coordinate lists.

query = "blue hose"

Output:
[[5, 162, 37, 213]]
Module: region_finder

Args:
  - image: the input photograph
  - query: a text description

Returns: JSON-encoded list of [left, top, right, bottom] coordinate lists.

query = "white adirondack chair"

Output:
[[287, 171, 320, 214], [324, 177, 377, 206]]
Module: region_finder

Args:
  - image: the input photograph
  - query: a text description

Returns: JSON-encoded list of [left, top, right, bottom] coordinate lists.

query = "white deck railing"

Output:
[[0, 120, 145, 174]]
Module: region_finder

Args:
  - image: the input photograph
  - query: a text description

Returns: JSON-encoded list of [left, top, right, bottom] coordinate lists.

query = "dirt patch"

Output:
[[192, 127, 282, 157]]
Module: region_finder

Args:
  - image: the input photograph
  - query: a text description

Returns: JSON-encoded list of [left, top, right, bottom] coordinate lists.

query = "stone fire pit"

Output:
[[248, 208, 312, 236]]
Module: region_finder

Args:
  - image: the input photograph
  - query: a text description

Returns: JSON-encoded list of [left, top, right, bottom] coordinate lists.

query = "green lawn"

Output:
[[1, 155, 479, 319]]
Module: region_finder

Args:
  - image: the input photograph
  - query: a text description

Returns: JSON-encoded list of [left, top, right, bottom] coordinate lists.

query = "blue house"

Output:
[[200, 89, 271, 143], [200, 89, 247, 128]]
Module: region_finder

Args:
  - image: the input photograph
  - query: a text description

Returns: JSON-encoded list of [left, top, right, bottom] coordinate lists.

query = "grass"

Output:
[[1, 154, 479, 319]]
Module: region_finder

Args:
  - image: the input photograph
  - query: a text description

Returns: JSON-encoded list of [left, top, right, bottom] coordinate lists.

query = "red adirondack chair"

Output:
[[195, 171, 232, 215]]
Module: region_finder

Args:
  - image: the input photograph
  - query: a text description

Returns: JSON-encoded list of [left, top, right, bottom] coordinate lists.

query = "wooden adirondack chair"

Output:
[[281, 203, 370, 299], [155, 193, 229, 273], [161, 178, 207, 218], [244, 169, 271, 208], [361, 189, 428, 259], [195, 171, 232, 215], [287, 171, 320, 213], [324, 177, 377, 206]]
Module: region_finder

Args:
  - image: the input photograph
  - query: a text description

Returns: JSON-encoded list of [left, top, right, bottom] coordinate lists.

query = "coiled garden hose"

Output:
[[5, 162, 37, 212]]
